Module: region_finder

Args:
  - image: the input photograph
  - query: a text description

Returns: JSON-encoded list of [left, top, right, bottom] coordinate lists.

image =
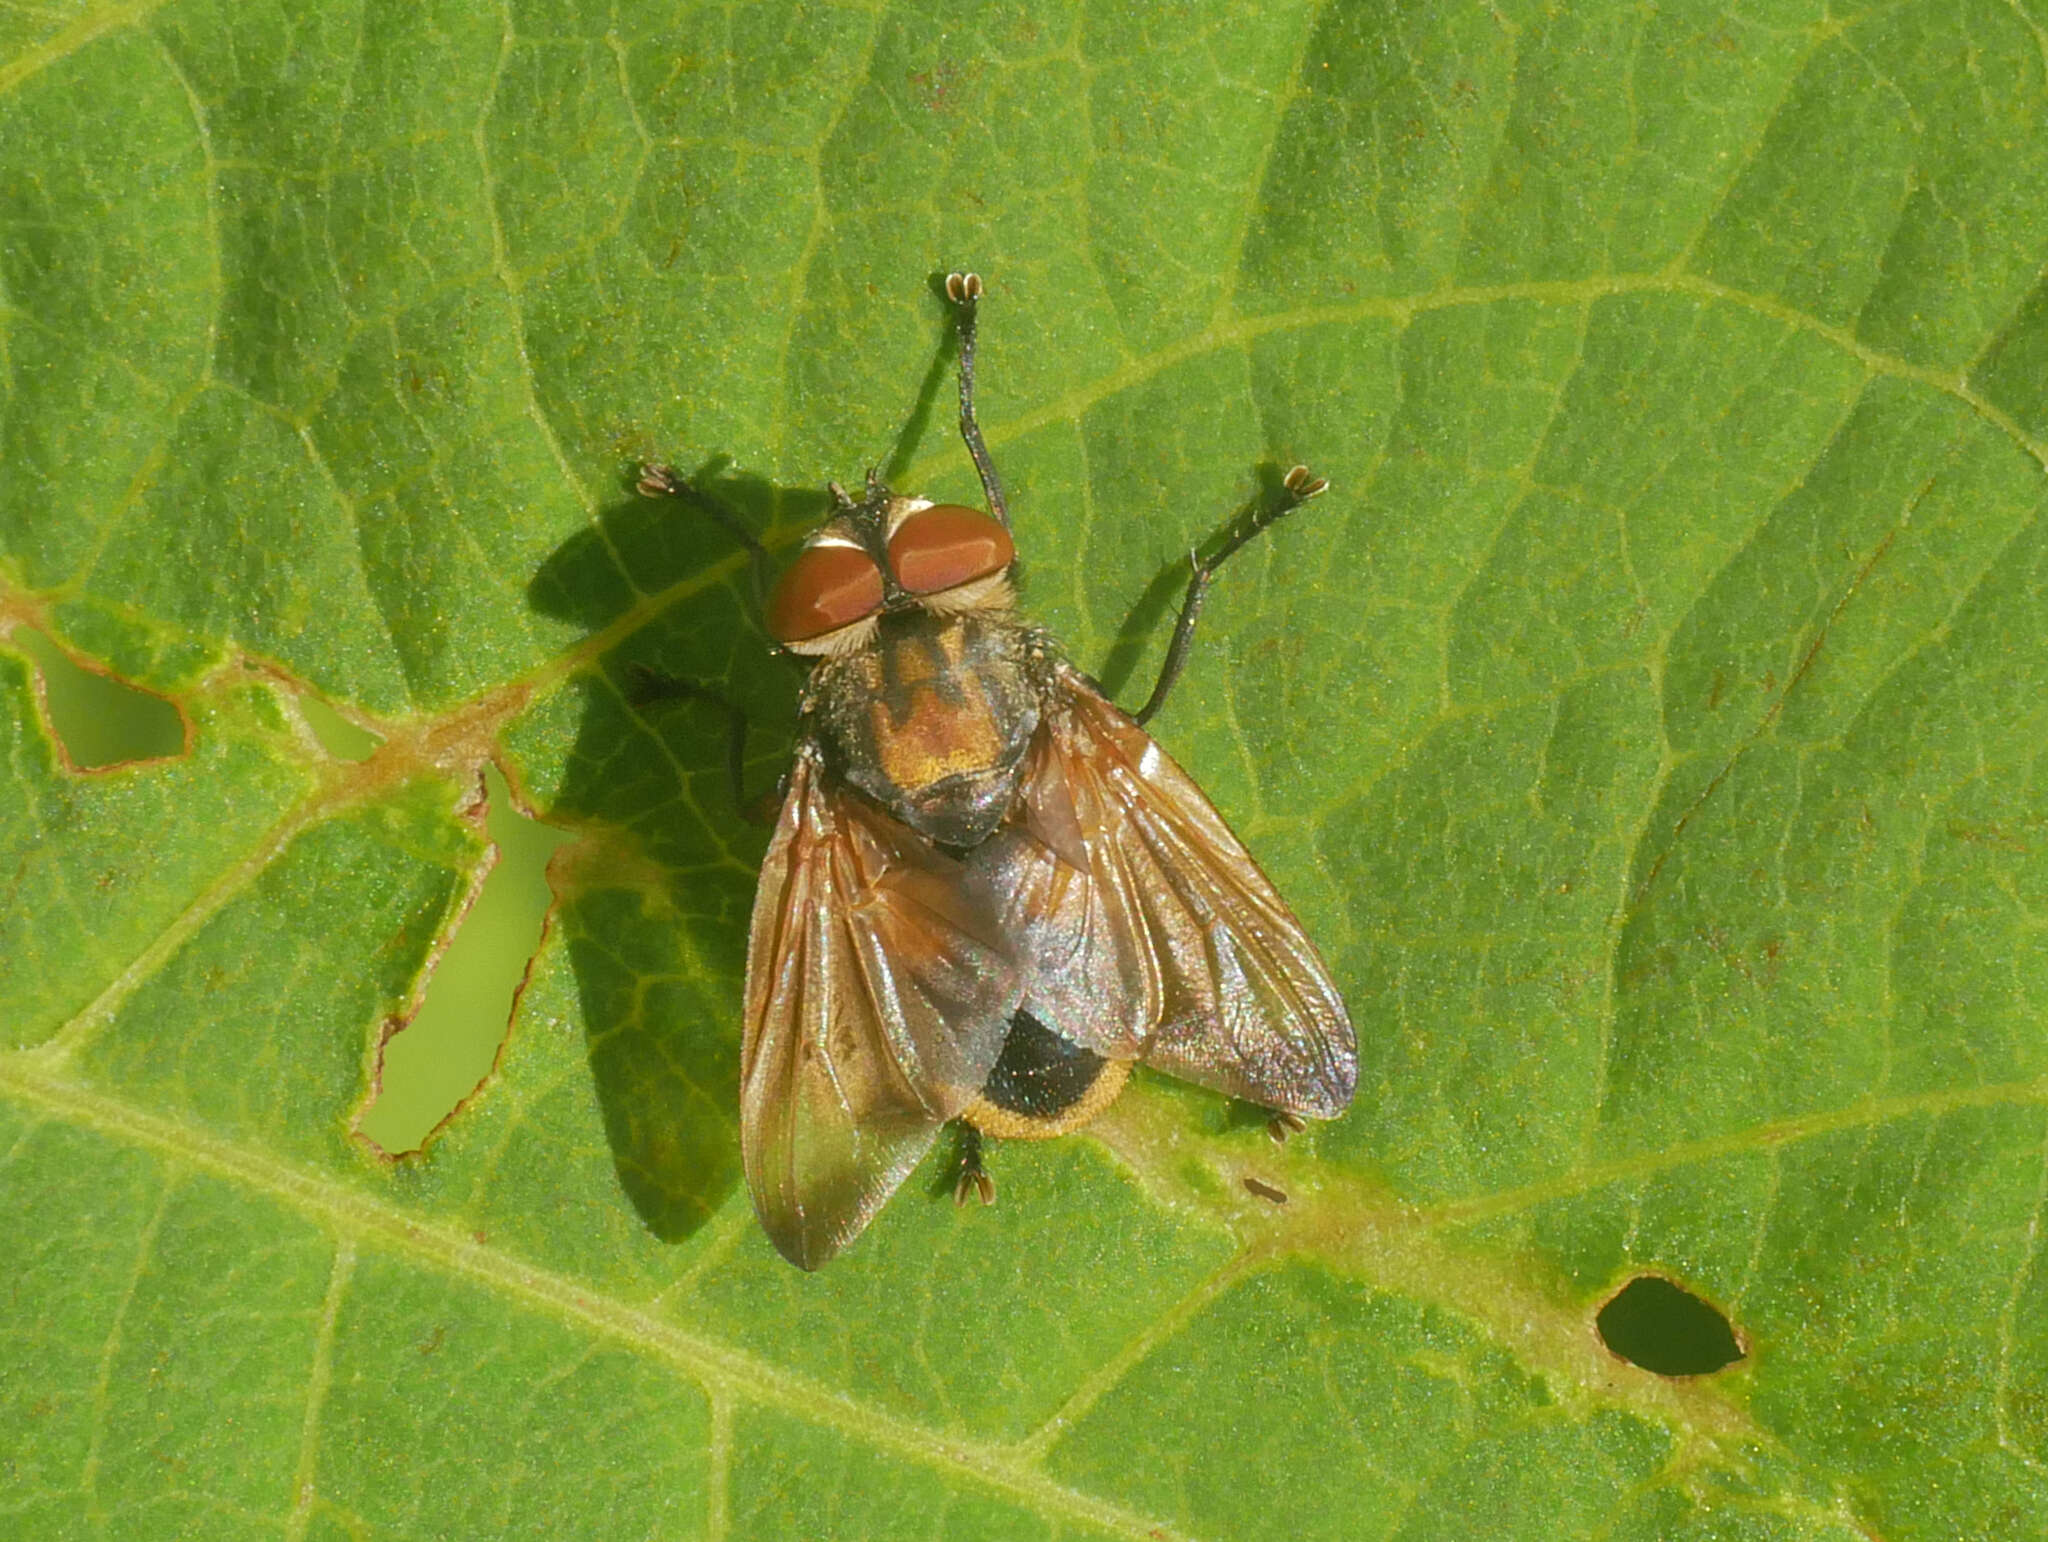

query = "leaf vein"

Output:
[[1422, 1076, 2048, 1232], [281, 1235, 355, 1542], [1012, 1248, 1257, 1463], [78, 1170, 176, 1526], [1994, 1111, 2048, 1471], [0, 0, 176, 98], [0, 1062, 1190, 1542]]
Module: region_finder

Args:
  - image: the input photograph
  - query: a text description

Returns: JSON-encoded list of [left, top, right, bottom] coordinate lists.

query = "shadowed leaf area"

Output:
[[4, 1, 2047, 1538]]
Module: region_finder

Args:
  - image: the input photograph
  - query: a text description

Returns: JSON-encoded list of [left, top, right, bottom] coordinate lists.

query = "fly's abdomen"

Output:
[[964, 1009, 1133, 1138]]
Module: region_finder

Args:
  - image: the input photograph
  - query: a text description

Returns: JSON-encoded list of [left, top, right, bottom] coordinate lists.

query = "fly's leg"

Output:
[[631, 468, 782, 823], [636, 463, 776, 623], [1266, 1110, 1307, 1144], [1132, 464, 1330, 727], [626, 668, 775, 826], [954, 1123, 997, 1207], [943, 271, 1011, 529]]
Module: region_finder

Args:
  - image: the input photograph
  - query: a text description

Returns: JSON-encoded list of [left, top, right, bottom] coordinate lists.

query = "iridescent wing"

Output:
[[969, 665, 1356, 1118], [741, 749, 1020, 1268]]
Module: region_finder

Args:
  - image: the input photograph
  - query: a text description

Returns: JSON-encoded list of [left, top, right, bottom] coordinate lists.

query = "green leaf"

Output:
[[5, 1, 2048, 1537]]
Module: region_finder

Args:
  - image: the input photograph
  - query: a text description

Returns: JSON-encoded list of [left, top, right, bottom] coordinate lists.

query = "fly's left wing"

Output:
[[742, 749, 1020, 1269], [968, 664, 1356, 1119]]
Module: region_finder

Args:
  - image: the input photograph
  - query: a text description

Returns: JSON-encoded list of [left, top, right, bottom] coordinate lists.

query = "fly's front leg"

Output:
[[626, 668, 775, 826], [1131, 464, 1330, 727], [636, 463, 776, 623], [943, 271, 1011, 529]]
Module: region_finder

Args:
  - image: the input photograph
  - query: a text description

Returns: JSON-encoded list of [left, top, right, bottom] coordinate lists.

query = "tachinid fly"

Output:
[[636, 273, 1355, 1269]]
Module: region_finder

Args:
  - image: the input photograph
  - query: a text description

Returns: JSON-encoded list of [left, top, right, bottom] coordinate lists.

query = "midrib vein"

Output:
[[0, 1058, 1190, 1542], [14, 1043, 2043, 1518]]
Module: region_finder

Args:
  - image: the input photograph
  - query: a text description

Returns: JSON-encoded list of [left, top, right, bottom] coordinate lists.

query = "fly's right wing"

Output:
[[741, 750, 1020, 1269]]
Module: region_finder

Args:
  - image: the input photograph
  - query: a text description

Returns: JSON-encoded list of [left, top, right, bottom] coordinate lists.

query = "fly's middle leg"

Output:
[[626, 669, 774, 825]]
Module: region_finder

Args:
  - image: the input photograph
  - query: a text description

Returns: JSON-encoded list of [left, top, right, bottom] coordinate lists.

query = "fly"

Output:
[[636, 273, 1356, 1269]]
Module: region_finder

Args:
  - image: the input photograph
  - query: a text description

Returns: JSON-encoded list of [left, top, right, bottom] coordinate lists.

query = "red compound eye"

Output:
[[766, 542, 885, 643], [887, 504, 1013, 595]]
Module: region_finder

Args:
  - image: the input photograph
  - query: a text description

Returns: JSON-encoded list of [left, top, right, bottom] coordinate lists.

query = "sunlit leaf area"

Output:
[[5, 2, 2047, 1537]]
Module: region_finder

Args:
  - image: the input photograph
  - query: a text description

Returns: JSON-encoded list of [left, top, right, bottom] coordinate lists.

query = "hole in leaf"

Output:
[[357, 764, 572, 1154], [16, 628, 184, 768], [1595, 1275, 1745, 1376], [296, 692, 380, 761]]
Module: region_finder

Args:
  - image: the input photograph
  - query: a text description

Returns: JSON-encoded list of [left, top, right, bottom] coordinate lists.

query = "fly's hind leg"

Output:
[[1132, 464, 1330, 726], [1265, 1110, 1308, 1144], [626, 669, 775, 826], [954, 1123, 997, 1207]]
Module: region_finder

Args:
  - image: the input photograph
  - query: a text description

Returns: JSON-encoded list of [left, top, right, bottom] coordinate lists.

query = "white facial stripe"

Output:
[[882, 496, 934, 538], [781, 612, 878, 658], [916, 571, 1014, 617]]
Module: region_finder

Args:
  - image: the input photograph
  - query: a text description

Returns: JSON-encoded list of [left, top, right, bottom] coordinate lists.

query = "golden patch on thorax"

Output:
[[861, 621, 1005, 792]]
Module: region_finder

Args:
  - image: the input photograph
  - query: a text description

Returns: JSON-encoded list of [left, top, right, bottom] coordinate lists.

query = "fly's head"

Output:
[[765, 475, 1018, 659], [770, 478, 1038, 848]]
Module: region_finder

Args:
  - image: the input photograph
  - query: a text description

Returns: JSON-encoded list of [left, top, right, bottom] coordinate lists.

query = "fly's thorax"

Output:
[[807, 608, 1040, 847]]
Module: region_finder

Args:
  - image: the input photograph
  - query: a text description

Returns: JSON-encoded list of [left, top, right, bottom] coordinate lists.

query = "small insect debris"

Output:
[[635, 273, 1356, 1268], [1242, 1176, 1290, 1206]]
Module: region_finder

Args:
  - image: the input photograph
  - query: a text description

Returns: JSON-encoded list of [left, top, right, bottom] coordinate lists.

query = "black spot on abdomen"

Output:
[[981, 1010, 1108, 1121]]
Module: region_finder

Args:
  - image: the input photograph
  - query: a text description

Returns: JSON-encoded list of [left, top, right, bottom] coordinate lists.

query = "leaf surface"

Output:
[[4, 2, 2048, 1538]]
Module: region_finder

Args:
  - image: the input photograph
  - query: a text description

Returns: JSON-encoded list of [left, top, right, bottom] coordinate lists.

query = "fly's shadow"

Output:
[[519, 284, 965, 1249], [525, 458, 825, 1244]]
